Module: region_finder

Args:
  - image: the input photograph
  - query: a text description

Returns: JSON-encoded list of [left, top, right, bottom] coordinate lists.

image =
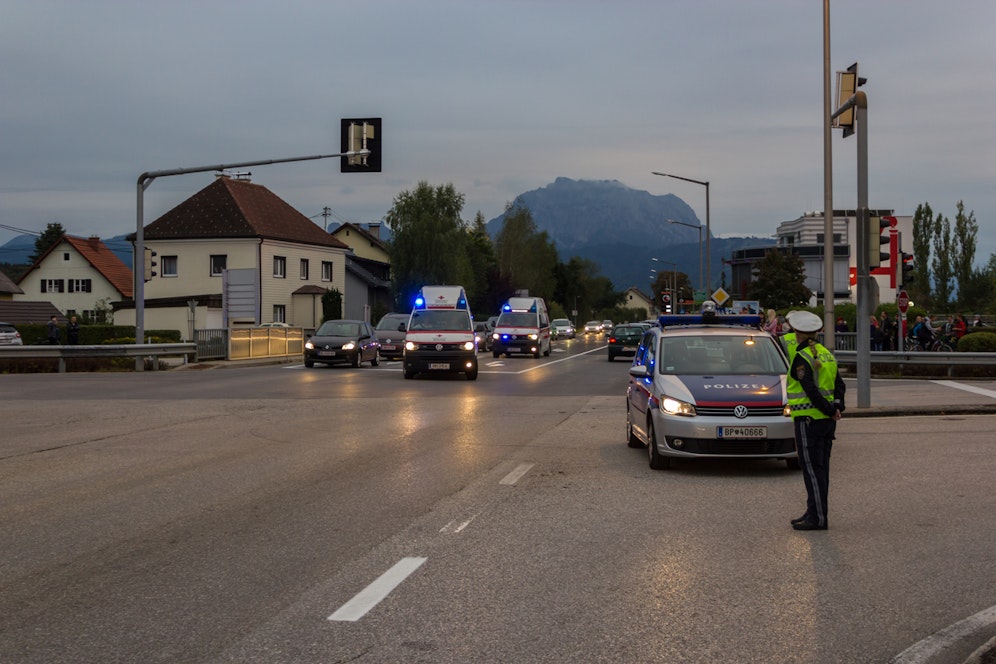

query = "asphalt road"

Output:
[[1, 335, 994, 663]]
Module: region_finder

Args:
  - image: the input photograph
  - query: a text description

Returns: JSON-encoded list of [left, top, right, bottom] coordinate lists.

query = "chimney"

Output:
[[368, 222, 381, 239]]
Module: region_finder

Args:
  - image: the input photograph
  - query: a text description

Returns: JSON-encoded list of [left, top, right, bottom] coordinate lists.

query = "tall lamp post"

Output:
[[652, 171, 710, 291], [665, 218, 703, 293]]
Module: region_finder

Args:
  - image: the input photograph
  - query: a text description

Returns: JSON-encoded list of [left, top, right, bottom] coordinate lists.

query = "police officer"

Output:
[[785, 311, 846, 531], [780, 311, 798, 362]]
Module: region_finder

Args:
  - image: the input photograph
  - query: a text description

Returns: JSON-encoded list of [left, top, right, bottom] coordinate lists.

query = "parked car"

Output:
[[583, 320, 603, 335], [374, 312, 409, 360], [551, 318, 575, 340], [304, 319, 380, 368], [607, 324, 645, 361], [625, 306, 797, 470], [0, 322, 23, 345]]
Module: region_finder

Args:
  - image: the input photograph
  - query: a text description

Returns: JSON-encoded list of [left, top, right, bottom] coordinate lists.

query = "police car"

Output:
[[625, 303, 797, 470]]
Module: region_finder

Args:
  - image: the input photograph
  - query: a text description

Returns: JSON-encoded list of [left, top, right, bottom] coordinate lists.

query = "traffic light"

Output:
[[835, 62, 867, 138], [143, 247, 157, 282], [340, 118, 382, 173], [869, 215, 891, 268], [900, 252, 914, 287]]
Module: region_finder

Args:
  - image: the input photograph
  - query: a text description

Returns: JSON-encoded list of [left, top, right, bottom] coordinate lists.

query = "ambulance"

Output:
[[403, 285, 479, 380], [491, 296, 552, 358]]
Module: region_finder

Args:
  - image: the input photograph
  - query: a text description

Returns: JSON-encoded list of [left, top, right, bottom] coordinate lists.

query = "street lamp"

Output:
[[652, 171, 710, 292], [665, 218, 703, 293]]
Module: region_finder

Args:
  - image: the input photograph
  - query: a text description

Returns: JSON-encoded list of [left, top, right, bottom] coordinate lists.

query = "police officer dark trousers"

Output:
[[785, 311, 846, 531]]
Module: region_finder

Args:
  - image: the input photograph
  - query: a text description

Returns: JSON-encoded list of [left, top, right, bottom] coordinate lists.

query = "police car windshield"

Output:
[[497, 312, 537, 326], [658, 334, 788, 375], [409, 310, 472, 331]]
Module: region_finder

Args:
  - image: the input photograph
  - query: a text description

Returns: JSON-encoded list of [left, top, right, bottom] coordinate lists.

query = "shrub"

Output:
[[957, 331, 996, 352]]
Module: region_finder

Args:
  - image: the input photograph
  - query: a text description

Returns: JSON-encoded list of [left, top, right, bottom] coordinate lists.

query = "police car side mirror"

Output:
[[628, 365, 648, 378]]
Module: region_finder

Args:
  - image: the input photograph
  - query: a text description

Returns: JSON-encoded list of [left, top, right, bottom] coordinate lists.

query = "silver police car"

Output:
[[625, 306, 797, 470]]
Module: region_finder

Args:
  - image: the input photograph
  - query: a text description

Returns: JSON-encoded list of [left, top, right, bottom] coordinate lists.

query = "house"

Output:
[[114, 174, 351, 337], [330, 222, 393, 320], [14, 234, 132, 322], [0, 271, 24, 300], [623, 287, 654, 317]]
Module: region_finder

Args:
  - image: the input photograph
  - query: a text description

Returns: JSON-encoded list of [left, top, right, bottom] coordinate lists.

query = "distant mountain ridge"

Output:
[[487, 177, 773, 293]]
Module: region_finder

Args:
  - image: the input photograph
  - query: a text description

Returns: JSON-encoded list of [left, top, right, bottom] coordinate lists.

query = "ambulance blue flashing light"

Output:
[[414, 296, 425, 308], [502, 303, 511, 312], [657, 313, 763, 328]]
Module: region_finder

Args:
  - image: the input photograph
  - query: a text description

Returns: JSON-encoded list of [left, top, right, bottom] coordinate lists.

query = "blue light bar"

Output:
[[657, 314, 763, 328], [502, 304, 511, 312], [414, 296, 425, 308]]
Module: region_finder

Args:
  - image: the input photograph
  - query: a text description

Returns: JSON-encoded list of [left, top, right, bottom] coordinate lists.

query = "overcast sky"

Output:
[[2, 1, 994, 265]]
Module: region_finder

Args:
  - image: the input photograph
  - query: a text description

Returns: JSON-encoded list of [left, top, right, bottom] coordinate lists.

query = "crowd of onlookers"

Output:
[[830, 311, 986, 351]]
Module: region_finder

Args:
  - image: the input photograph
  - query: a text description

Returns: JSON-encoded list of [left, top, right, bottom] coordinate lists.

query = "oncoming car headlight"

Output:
[[462, 340, 476, 351], [342, 341, 356, 351], [305, 341, 314, 350], [660, 396, 697, 417]]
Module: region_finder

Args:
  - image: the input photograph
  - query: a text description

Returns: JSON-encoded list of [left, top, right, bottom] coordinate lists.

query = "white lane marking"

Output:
[[500, 463, 535, 485], [327, 557, 427, 622], [932, 380, 996, 400], [889, 604, 996, 663], [440, 512, 480, 533]]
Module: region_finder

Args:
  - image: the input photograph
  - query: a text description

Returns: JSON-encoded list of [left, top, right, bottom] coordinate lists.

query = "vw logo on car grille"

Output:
[[733, 405, 749, 419], [435, 343, 443, 351]]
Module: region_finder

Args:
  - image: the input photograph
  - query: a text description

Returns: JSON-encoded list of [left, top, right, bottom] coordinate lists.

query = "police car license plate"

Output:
[[429, 362, 450, 370], [717, 426, 767, 439], [318, 351, 336, 357]]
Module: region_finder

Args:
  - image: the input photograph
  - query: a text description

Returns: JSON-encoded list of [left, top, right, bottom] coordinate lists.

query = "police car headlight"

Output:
[[661, 396, 697, 417], [305, 341, 315, 350], [405, 341, 417, 351], [528, 333, 538, 340], [462, 341, 476, 351], [783, 404, 792, 417], [342, 341, 356, 351]]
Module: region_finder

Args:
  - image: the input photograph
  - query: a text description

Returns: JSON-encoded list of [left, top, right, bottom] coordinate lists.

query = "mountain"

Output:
[[0, 233, 132, 267], [487, 177, 774, 293]]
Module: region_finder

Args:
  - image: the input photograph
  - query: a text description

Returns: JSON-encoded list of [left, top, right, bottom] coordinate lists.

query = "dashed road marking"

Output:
[[500, 463, 535, 485], [327, 557, 427, 622]]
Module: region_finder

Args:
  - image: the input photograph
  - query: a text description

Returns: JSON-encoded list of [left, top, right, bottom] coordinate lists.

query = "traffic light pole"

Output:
[[833, 90, 871, 407], [134, 149, 368, 363]]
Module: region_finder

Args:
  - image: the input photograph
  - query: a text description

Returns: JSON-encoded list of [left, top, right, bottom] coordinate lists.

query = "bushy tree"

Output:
[[911, 203, 933, 307], [494, 204, 557, 302], [30, 222, 66, 263], [931, 213, 954, 310], [746, 249, 812, 310]]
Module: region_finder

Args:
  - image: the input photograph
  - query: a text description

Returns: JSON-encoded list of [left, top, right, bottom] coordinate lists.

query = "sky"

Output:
[[2, 0, 995, 266]]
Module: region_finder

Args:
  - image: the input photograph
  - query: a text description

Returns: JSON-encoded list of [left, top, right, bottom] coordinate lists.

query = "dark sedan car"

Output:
[[608, 324, 646, 362], [304, 319, 380, 368], [374, 312, 409, 360]]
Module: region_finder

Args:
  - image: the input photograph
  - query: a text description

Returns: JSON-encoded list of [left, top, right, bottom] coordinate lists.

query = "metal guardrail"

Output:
[[834, 350, 996, 376], [0, 343, 197, 373]]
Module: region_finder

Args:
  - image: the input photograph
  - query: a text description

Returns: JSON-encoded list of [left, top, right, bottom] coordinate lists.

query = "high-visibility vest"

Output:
[[782, 332, 798, 364], [787, 342, 838, 420]]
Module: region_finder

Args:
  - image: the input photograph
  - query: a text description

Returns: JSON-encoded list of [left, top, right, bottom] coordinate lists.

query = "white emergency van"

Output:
[[403, 285, 479, 380], [491, 296, 551, 358]]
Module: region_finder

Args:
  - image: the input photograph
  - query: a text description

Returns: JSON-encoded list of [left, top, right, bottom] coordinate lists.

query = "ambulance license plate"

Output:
[[717, 426, 767, 439]]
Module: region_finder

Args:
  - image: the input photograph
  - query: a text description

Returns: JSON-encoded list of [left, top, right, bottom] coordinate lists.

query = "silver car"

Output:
[[625, 311, 796, 470], [0, 322, 23, 345]]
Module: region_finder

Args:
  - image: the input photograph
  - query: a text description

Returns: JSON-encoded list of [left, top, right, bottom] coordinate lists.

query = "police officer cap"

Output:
[[786, 310, 823, 333]]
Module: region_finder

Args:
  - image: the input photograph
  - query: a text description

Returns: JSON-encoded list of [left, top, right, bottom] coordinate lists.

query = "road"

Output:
[[1, 334, 994, 663]]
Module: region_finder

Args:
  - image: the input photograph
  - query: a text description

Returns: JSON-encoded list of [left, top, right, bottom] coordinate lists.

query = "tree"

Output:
[[930, 213, 954, 310], [465, 211, 501, 314], [30, 222, 66, 263], [384, 182, 470, 308], [321, 288, 342, 323], [911, 203, 933, 306], [951, 200, 978, 308], [493, 204, 557, 302], [746, 249, 812, 310]]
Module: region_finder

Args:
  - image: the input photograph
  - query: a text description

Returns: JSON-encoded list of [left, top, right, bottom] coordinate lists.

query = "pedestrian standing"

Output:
[[785, 311, 846, 531], [46, 315, 61, 345], [67, 315, 80, 345]]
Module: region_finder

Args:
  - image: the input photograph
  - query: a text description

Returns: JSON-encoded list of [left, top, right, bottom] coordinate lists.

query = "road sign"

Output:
[[711, 287, 730, 305], [898, 290, 910, 313]]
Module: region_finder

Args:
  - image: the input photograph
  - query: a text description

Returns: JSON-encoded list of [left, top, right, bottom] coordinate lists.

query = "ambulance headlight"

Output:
[[528, 333, 538, 340], [405, 341, 417, 351], [462, 341, 476, 351]]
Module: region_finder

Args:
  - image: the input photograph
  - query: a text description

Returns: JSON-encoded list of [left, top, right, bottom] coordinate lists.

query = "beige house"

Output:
[[330, 222, 389, 263], [114, 175, 350, 337], [624, 287, 654, 317], [15, 235, 133, 322]]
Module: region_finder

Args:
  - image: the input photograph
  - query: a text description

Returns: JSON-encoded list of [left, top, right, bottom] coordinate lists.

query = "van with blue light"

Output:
[[491, 296, 551, 358], [403, 285, 479, 380]]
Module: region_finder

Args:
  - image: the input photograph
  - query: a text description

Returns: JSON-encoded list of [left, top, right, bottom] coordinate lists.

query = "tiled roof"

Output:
[[142, 176, 349, 249], [0, 270, 24, 295], [0, 301, 65, 325], [63, 236, 134, 298], [331, 222, 388, 252]]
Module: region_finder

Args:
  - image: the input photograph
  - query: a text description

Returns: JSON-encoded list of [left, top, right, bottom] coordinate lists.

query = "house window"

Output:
[[68, 279, 92, 293], [273, 304, 286, 323], [63, 252, 70, 261], [210, 254, 227, 276], [41, 279, 65, 293], [300, 259, 309, 280], [161, 255, 178, 277], [273, 256, 286, 278], [322, 261, 333, 282]]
